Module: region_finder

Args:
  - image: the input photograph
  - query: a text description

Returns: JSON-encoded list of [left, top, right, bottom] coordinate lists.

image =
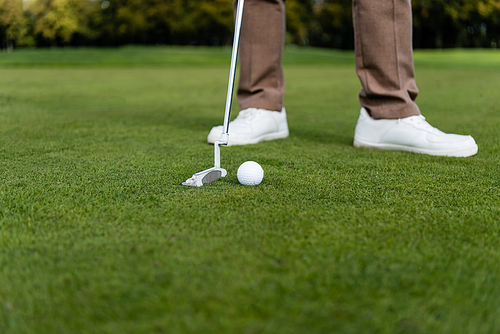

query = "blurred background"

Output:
[[1, 0, 499, 51]]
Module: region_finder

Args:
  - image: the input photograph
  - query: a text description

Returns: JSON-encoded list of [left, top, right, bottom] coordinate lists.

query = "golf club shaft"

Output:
[[222, 0, 245, 139]]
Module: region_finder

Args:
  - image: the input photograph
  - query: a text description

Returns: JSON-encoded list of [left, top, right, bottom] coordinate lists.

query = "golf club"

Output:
[[182, 0, 245, 187]]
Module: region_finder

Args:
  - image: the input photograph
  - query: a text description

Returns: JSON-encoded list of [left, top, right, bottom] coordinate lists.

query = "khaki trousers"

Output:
[[234, 0, 420, 119]]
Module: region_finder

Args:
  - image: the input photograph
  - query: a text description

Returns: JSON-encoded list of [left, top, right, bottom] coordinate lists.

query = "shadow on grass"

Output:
[[290, 127, 354, 147]]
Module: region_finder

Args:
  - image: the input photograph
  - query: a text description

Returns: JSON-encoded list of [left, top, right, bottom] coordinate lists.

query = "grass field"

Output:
[[0, 46, 499, 333]]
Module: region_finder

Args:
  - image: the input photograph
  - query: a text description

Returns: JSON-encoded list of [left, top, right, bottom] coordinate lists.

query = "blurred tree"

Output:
[[286, 0, 314, 46], [3, 0, 500, 49], [0, 0, 26, 50], [309, 0, 353, 49], [413, 0, 500, 48], [28, 0, 100, 46], [173, 0, 233, 45], [92, 0, 233, 46]]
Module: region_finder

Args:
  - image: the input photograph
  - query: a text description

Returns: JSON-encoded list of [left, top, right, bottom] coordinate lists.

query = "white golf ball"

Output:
[[237, 161, 264, 186]]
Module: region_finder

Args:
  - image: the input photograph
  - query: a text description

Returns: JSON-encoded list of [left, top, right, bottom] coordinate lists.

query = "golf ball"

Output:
[[237, 161, 264, 186]]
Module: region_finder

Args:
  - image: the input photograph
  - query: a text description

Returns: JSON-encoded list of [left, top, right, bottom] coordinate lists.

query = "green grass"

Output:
[[0, 46, 499, 333]]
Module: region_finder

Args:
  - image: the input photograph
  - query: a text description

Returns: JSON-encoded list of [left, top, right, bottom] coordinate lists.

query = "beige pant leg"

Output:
[[234, 0, 286, 112], [353, 0, 420, 119], [236, 0, 418, 118]]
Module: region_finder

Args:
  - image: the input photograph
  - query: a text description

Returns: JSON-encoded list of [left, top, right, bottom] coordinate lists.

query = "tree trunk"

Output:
[[435, 30, 443, 49], [7, 39, 13, 53]]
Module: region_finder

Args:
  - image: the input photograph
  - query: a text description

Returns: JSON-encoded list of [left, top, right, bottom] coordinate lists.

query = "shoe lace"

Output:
[[404, 115, 444, 134], [233, 109, 261, 124]]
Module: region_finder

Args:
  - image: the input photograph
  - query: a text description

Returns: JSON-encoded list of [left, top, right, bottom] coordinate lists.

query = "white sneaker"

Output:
[[353, 108, 478, 157], [207, 107, 289, 146]]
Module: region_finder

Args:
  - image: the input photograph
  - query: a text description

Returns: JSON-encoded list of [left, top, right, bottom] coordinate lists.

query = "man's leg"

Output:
[[353, 0, 419, 119], [352, 0, 478, 157], [236, 0, 286, 112], [207, 0, 289, 146]]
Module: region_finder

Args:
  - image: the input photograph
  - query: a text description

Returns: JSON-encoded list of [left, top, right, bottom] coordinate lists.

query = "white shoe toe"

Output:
[[207, 108, 289, 146], [354, 108, 478, 157]]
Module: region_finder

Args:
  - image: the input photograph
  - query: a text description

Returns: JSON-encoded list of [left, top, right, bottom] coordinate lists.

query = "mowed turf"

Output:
[[0, 46, 499, 333]]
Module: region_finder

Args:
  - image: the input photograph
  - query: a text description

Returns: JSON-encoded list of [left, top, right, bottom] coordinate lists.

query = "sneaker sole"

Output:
[[208, 130, 289, 146], [353, 138, 478, 157]]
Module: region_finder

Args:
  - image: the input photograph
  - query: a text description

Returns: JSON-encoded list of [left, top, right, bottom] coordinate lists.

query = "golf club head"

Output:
[[182, 167, 227, 187], [181, 0, 241, 188]]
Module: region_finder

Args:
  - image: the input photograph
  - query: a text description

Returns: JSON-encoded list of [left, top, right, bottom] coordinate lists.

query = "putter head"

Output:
[[182, 167, 227, 187]]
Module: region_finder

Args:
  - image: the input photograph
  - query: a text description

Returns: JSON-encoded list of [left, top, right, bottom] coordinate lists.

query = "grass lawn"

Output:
[[0, 46, 499, 333]]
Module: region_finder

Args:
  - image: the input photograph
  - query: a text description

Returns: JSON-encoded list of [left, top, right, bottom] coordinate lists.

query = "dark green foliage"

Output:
[[412, 0, 500, 48], [309, 0, 354, 49], [2, 0, 500, 49]]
